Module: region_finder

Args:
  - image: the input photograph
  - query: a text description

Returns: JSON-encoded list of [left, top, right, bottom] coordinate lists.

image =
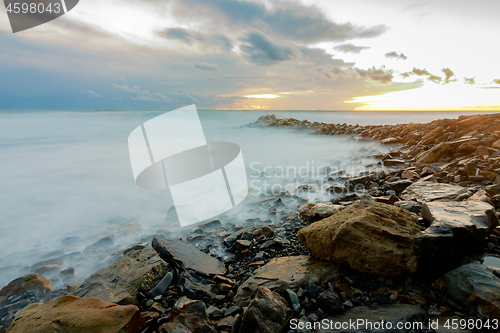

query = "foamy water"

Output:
[[0, 109, 496, 287]]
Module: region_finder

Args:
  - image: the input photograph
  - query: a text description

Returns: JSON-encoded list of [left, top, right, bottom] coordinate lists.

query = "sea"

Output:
[[0, 109, 497, 287]]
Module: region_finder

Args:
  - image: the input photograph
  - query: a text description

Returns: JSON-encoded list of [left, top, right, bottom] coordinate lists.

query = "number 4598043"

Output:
[[6, 2, 61, 14]]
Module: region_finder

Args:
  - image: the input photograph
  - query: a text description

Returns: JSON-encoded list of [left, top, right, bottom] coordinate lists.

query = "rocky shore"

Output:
[[2, 112, 500, 333]]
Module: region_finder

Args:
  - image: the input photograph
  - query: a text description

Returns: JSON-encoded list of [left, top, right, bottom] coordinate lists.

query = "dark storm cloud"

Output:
[[193, 61, 220, 72], [442, 68, 456, 84], [333, 43, 370, 54], [169, 0, 387, 43], [464, 77, 475, 85], [355, 67, 393, 84], [385, 51, 407, 60], [239, 32, 298, 66]]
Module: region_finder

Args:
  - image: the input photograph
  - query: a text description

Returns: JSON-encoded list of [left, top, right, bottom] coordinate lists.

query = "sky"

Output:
[[0, 0, 499, 111]]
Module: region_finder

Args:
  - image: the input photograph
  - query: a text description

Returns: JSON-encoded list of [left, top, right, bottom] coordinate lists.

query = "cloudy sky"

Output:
[[1, 0, 499, 110]]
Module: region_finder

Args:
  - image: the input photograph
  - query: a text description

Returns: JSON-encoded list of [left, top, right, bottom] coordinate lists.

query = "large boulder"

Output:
[[436, 263, 500, 319], [298, 203, 342, 220], [6, 295, 145, 333], [297, 200, 424, 276], [0, 274, 52, 306], [74, 248, 168, 305], [415, 200, 498, 272], [236, 287, 291, 333], [233, 255, 338, 307], [401, 181, 467, 202]]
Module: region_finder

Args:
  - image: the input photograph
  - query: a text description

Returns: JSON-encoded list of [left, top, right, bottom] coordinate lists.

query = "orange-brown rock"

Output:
[[418, 126, 444, 145], [6, 295, 145, 333], [416, 142, 450, 164], [297, 200, 424, 276], [491, 139, 500, 150], [0, 274, 52, 306]]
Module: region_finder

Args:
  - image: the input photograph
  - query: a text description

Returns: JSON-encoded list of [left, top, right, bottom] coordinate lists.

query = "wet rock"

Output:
[[206, 305, 223, 318], [152, 237, 225, 276], [237, 286, 291, 333], [437, 263, 500, 319], [383, 159, 405, 167], [401, 181, 467, 202], [33, 264, 61, 278], [233, 240, 252, 252], [330, 193, 359, 204], [224, 225, 273, 248], [402, 169, 420, 181], [286, 289, 301, 313], [317, 304, 427, 332], [159, 298, 216, 333], [6, 295, 145, 333], [416, 200, 498, 271], [318, 290, 343, 312], [83, 236, 115, 256], [233, 256, 338, 307], [394, 200, 422, 214], [298, 200, 424, 275], [198, 219, 222, 231], [151, 237, 224, 300], [147, 271, 173, 298], [298, 203, 342, 220], [224, 305, 241, 317], [381, 179, 413, 193], [0, 274, 52, 306], [123, 242, 149, 255], [74, 248, 168, 305], [91, 221, 143, 242]]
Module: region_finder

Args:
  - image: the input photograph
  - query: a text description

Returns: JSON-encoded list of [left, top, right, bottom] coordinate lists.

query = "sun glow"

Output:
[[245, 94, 280, 99]]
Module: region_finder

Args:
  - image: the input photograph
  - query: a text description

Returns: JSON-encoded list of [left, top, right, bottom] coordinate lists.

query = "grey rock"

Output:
[[382, 179, 413, 193], [401, 181, 467, 202], [286, 289, 301, 313], [438, 263, 500, 319], [147, 271, 173, 298], [73, 248, 168, 305], [415, 200, 498, 271], [318, 290, 343, 312], [238, 287, 291, 333]]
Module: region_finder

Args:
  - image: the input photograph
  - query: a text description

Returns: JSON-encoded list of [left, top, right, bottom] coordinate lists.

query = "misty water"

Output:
[[0, 109, 495, 288]]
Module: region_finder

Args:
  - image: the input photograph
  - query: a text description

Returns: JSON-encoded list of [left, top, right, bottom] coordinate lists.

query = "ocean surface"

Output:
[[0, 109, 497, 287]]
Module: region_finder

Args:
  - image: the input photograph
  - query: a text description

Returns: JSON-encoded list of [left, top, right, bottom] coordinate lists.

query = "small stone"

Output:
[[286, 289, 301, 313], [146, 299, 154, 307], [148, 272, 173, 298], [318, 290, 342, 312], [224, 305, 241, 317], [217, 283, 232, 294], [206, 305, 223, 318]]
